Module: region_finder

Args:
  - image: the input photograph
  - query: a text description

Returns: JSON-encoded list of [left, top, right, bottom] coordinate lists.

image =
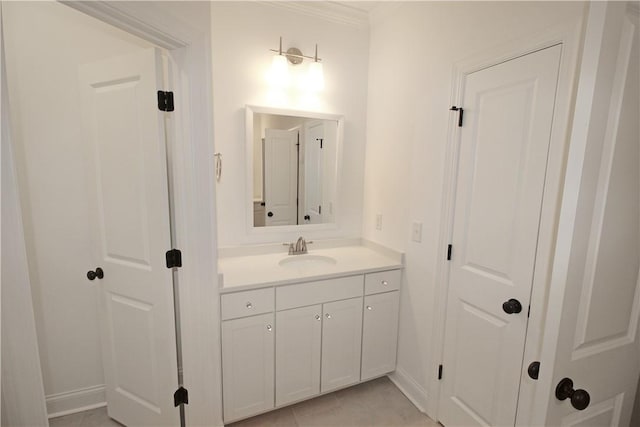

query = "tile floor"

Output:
[[49, 406, 122, 427], [48, 377, 439, 427], [228, 377, 439, 427]]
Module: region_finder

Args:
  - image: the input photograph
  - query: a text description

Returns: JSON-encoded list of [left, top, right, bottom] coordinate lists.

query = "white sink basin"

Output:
[[278, 254, 337, 269]]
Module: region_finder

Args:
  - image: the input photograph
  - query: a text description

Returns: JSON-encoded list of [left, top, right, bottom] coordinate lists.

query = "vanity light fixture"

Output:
[[268, 37, 290, 87], [268, 37, 324, 91]]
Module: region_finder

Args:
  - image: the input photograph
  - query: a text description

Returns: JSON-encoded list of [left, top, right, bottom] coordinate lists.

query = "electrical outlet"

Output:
[[411, 222, 423, 242], [375, 214, 383, 230]]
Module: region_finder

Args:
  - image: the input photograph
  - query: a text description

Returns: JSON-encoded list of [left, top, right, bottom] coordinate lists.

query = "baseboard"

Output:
[[46, 384, 106, 418], [388, 368, 428, 414]]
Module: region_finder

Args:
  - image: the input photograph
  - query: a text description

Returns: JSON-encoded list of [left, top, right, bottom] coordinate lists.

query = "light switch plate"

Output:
[[376, 214, 383, 230], [411, 222, 422, 242]]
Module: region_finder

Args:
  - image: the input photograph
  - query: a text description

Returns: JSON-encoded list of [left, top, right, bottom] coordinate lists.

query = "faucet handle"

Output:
[[283, 242, 294, 255]]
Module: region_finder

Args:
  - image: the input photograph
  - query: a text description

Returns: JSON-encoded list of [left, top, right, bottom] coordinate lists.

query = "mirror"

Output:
[[246, 106, 342, 228]]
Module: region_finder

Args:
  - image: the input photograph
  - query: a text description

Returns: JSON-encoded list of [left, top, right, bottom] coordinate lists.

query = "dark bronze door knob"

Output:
[[502, 298, 522, 314], [87, 267, 104, 281], [555, 377, 590, 410]]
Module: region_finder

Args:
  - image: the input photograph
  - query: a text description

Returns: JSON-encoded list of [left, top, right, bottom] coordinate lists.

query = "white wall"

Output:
[[211, 2, 369, 247], [2, 2, 151, 416], [363, 1, 586, 416]]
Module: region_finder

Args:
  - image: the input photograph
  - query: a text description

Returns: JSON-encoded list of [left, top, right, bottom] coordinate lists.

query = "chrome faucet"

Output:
[[284, 236, 313, 255]]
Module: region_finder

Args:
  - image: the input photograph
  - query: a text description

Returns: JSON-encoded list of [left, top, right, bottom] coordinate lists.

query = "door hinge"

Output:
[[166, 249, 182, 269], [318, 205, 322, 214], [438, 364, 443, 380], [450, 106, 464, 127], [528, 305, 531, 318], [317, 138, 324, 149], [157, 90, 175, 112], [174, 386, 188, 407], [447, 244, 452, 261]]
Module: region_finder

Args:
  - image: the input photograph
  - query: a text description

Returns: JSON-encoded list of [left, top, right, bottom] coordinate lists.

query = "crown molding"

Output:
[[263, 1, 370, 30]]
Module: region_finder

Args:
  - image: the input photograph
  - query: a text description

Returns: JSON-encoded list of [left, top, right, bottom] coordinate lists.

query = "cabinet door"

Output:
[[276, 305, 322, 406], [222, 313, 274, 422], [361, 291, 400, 381], [321, 297, 363, 392]]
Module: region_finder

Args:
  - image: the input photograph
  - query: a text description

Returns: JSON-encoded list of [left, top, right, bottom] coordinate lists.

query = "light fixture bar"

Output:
[[270, 36, 322, 63], [269, 49, 322, 62]]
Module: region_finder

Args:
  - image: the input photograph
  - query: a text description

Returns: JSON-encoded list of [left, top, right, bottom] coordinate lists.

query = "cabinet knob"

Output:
[[315, 314, 321, 321], [246, 302, 253, 309], [266, 325, 272, 332], [366, 306, 373, 311], [325, 313, 332, 319], [381, 280, 388, 286]]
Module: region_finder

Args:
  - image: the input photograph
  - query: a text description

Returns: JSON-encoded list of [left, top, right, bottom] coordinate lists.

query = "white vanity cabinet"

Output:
[[220, 268, 401, 423], [275, 304, 322, 406], [275, 296, 364, 406], [275, 276, 364, 404], [221, 289, 275, 422], [321, 297, 364, 392], [362, 291, 400, 380], [361, 269, 401, 381]]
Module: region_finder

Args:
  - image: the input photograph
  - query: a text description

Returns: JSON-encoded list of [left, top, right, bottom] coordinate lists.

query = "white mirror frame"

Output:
[[245, 105, 344, 235]]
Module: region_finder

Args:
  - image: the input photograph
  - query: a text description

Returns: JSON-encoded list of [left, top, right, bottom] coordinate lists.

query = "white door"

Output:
[[275, 305, 322, 406], [321, 297, 363, 393], [264, 128, 298, 226], [222, 313, 275, 422], [439, 45, 562, 427], [78, 48, 179, 426], [361, 291, 400, 381], [533, 3, 640, 426], [304, 121, 323, 224]]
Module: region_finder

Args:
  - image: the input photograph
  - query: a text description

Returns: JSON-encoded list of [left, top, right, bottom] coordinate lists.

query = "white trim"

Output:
[[388, 369, 428, 414], [263, 1, 369, 30], [61, 1, 191, 49], [46, 385, 106, 419], [427, 16, 586, 424]]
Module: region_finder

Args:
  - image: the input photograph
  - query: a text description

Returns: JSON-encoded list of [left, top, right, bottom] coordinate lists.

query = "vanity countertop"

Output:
[[218, 240, 403, 293]]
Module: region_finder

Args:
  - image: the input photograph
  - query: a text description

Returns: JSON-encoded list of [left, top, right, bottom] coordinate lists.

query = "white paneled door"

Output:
[[264, 128, 298, 226], [304, 121, 324, 224], [439, 45, 562, 426], [78, 48, 179, 426], [536, 3, 640, 426]]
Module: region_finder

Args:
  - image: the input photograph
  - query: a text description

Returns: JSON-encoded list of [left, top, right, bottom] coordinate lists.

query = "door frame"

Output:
[[427, 12, 587, 425], [57, 2, 222, 425]]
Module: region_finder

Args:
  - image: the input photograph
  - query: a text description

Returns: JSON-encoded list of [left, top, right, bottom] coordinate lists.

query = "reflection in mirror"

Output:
[[249, 108, 339, 228]]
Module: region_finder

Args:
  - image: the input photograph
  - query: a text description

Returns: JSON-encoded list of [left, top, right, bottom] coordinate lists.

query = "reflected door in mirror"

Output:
[[304, 121, 323, 224], [264, 128, 298, 226]]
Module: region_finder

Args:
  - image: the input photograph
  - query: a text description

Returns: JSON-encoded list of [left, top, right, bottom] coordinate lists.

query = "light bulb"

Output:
[[307, 61, 324, 92], [267, 55, 289, 88]]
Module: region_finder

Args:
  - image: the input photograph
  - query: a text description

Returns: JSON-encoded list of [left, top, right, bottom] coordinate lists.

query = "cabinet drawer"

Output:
[[276, 275, 363, 311], [364, 270, 401, 295], [221, 288, 274, 320]]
